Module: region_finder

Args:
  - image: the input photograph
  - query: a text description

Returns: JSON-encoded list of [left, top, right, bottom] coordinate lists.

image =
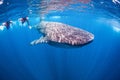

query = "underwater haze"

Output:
[[0, 0, 120, 80]]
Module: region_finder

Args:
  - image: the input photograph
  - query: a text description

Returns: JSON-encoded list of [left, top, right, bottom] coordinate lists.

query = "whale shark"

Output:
[[31, 21, 94, 47]]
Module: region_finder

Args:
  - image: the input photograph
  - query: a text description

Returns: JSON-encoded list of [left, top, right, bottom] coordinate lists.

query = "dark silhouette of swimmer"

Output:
[[2, 21, 13, 29], [19, 17, 32, 29], [19, 17, 29, 26]]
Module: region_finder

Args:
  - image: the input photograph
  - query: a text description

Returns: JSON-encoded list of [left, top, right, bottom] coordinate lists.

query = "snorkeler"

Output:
[[2, 21, 13, 29], [19, 17, 32, 29], [19, 17, 29, 26]]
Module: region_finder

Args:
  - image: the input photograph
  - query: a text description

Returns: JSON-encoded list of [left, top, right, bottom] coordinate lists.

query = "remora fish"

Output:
[[31, 21, 94, 47]]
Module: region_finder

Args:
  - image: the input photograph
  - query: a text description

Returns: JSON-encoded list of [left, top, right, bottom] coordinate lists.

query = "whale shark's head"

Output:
[[35, 21, 47, 34]]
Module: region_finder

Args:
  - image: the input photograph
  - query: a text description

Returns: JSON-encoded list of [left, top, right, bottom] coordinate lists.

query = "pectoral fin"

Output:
[[30, 36, 48, 45]]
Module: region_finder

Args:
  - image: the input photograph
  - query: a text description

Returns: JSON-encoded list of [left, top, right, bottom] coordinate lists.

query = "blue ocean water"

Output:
[[0, 0, 120, 80]]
